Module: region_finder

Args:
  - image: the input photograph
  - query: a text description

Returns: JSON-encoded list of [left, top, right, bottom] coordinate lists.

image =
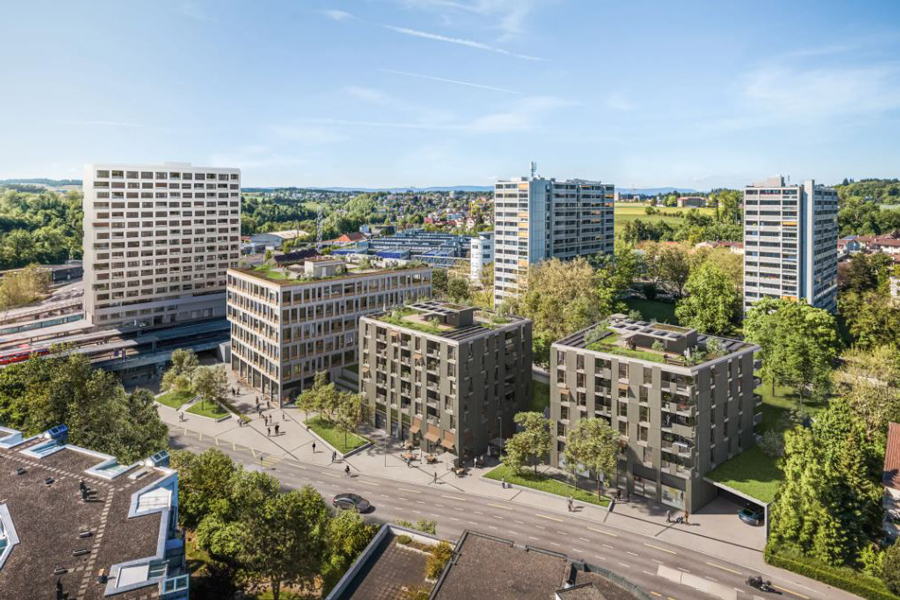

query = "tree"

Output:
[[298, 371, 341, 421], [0, 351, 167, 463], [675, 261, 741, 334], [322, 511, 377, 592], [769, 399, 883, 567], [507, 412, 551, 474], [745, 299, 839, 402], [192, 365, 229, 412], [170, 448, 240, 529], [432, 269, 449, 298], [643, 242, 692, 298], [0, 264, 51, 309], [563, 418, 619, 501], [334, 391, 365, 448], [833, 345, 900, 438], [162, 348, 199, 395], [840, 290, 900, 349], [884, 542, 900, 594], [446, 275, 472, 303]]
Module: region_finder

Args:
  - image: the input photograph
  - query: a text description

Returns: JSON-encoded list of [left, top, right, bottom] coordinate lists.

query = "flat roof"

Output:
[[368, 301, 528, 342], [431, 531, 642, 600], [329, 528, 432, 600], [229, 263, 430, 286], [0, 429, 176, 599]]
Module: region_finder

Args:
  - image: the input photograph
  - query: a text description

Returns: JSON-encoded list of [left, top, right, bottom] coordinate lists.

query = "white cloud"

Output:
[[322, 9, 355, 22], [377, 68, 522, 94], [741, 64, 900, 118], [382, 24, 542, 61]]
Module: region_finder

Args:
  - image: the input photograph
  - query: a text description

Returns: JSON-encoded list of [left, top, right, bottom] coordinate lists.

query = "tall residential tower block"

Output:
[[493, 176, 614, 307], [743, 176, 838, 312], [83, 163, 241, 328]]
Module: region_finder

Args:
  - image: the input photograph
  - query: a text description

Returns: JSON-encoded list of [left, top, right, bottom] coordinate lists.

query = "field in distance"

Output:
[[614, 202, 715, 227]]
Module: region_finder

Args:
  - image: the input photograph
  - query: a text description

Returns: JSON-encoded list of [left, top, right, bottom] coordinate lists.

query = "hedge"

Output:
[[765, 545, 900, 600]]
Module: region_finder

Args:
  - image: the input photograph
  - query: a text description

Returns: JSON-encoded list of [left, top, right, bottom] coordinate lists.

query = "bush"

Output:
[[426, 541, 453, 580], [397, 534, 412, 545], [642, 281, 658, 301], [416, 519, 437, 535], [758, 429, 785, 458], [885, 542, 900, 595], [765, 544, 900, 600]]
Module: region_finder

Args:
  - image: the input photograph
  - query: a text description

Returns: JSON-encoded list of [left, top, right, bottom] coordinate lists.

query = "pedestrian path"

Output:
[[156, 398, 766, 572]]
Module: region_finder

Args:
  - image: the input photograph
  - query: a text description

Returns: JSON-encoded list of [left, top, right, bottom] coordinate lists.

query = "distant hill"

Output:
[[623, 187, 700, 196], [310, 186, 493, 193], [0, 178, 82, 187]]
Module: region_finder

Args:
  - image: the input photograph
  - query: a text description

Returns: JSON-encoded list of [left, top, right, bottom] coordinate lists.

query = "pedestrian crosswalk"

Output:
[[260, 454, 281, 469]]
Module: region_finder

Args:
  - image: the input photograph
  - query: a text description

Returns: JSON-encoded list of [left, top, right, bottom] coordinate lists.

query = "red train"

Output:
[[0, 346, 51, 365]]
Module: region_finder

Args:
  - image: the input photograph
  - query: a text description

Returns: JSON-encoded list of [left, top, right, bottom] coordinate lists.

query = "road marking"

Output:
[[399, 497, 409, 502], [198, 433, 203, 442], [535, 513, 563, 522], [550, 542, 561, 547], [643, 571, 655, 576], [412, 510, 422, 514], [508, 530, 518, 535], [705, 562, 742, 576], [435, 503, 444, 508], [416, 500, 426, 505], [772, 585, 809, 599], [587, 526, 617, 537], [529, 536, 539, 541], [397, 487, 421, 494], [514, 520, 524, 525], [290, 462, 307, 470], [643, 543, 677, 555], [649, 593, 661, 598], [250, 448, 257, 458], [450, 517, 459, 521], [618, 562, 630, 568], [579, 537, 590, 542], [468, 521, 478, 525], [602, 544, 614, 549], [594, 555, 607, 562], [493, 515, 504, 520], [474, 511, 484, 515], [627, 551, 639, 557], [488, 525, 498, 530], [487, 502, 512, 511], [232, 442, 236, 451], [442, 494, 466, 501], [651, 559, 664, 564], [534, 525, 545, 530], [357, 480, 379, 486], [324, 472, 343, 479], [677, 567, 690, 573], [557, 531, 567, 536], [430, 513, 440, 517], [215, 437, 219, 446]]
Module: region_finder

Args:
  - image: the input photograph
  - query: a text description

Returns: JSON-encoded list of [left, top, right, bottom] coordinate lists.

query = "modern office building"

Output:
[[227, 258, 432, 403], [470, 230, 494, 282], [0, 424, 188, 599], [743, 176, 839, 313], [83, 162, 241, 328], [332, 228, 470, 269], [493, 176, 615, 306], [359, 301, 532, 462], [550, 315, 760, 512]]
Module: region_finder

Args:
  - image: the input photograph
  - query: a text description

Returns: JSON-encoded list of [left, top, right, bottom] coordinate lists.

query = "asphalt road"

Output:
[[169, 429, 850, 600]]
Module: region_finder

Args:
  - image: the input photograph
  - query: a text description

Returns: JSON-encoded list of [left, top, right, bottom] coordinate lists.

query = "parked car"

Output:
[[738, 505, 764, 526], [333, 493, 371, 513]]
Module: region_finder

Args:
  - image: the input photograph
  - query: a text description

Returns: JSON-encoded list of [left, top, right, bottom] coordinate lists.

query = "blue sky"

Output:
[[1, 1, 899, 189]]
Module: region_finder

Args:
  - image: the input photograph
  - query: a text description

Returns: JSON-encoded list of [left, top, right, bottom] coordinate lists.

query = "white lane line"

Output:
[[587, 526, 618, 537], [357, 480, 379, 486], [678, 568, 690, 573], [397, 487, 422, 494], [435, 503, 444, 508], [534, 525, 546, 530], [429, 513, 440, 518], [324, 472, 343, 479], [412, 509, 422, 514], [450, 517, 460, 521], [602, 544, 614, 549], [514, 520, 524, 524], [529, 536, 539, 541], [772, 585, 810, 599], [468, 521, 478, 525], [594, 555, 607, 561], [572, 548, 585, 555], [474, 511, 484, 515], [643, 570, 655, 576], [442, 494, 466, 501], [557, 531, 567, 536], [535, 513, 563, 522], [398, 497, 409, 502], [579, 537, 590, 542], [651, 559, 664, 565], [627, 551, 639, 557], [488, 525, 498, 530], [416, 500, 426, 505], [618, 562, 631, 568], [705, 561, 742, 576], [487, 502, 513, 511], [493, 515, 504, 520], [643, 543, 677, 555], [508, 530, 518, 535], [550, 542, 561, 547]]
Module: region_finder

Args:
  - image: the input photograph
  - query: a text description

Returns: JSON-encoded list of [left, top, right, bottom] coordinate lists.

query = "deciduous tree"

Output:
[[563, 417, 618, 501], [675, 261, 741, 334]]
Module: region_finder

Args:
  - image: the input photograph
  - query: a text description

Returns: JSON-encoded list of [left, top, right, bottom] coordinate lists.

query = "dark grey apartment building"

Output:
[[550, 315, 760, 512], [359, 301, 532, 463]]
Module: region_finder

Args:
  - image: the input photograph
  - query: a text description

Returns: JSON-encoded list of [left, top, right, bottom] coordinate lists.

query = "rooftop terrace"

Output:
[[232, 258, 429, 286], [371, 301, 526, 342], [0, 425, 185, 600], [557, 314, 755, 368]]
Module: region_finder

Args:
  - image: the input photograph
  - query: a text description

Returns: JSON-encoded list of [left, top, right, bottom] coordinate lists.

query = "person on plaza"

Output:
[[684, 509, 690, 524], [501, 477, 506, 489], [274, 424, 280, 436], [433, 472, 438, 484], [666, 510, 671, 523], [312, 441, 317, 453], [344, 464, 351, 477], [331, 450, 336, 464], [267, 426, 271, 437], [567, 497, 574, 512]]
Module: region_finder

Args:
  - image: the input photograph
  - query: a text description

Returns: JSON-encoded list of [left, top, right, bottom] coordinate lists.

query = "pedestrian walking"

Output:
[[344, 465, 351, 477], [275, 424, 280, 436], [267, 426, 271, 437], [433, 472, 438, 484], [666, 510, 671, 523], [501, 477, 506, 489], [312, 441, 317, 453], [331, 450, 336, 464], [406, 456, 411, 468], [282, 411, 286, 421], [567, 497, 574, 512], [684, 509, 689, 524], [256, 396, 259, 406], [178, 410, 185, 422]]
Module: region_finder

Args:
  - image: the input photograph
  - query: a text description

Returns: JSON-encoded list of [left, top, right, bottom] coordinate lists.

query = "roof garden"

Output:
[[234, 258, 429, 285], [562, 314, 755, 367], [373, 301, 523, 341]]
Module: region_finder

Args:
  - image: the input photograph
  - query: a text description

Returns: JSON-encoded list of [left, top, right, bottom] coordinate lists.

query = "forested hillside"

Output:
[[0, 189, 83, 268], [836, 178, 900, 235]]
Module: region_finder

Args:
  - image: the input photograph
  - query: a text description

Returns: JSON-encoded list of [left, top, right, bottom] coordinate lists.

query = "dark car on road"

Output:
[[332, 493, 371, 513], [738, 505, 764, 526]]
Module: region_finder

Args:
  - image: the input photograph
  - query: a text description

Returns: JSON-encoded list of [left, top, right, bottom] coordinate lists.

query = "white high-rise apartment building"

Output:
[[470, 231, 494, 282], [493, 176, 614, 306], [743, 176, 838, 313], [83, 162, 241, 328]]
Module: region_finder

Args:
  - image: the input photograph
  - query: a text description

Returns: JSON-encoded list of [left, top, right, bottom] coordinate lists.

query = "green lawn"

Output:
[[705, 445, 782, 503], [529, 379, 550, 413], [305, 417, 369, 454], [587, 338, 666, 363], [615, 203, 715, 228], [754, 378, 827, 433], [156, 390, 193, 409], [485, 464, 610, 507], [186, 400, 229, 419], [624, 298, 679, 324], [252, 264, 290, 280]]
